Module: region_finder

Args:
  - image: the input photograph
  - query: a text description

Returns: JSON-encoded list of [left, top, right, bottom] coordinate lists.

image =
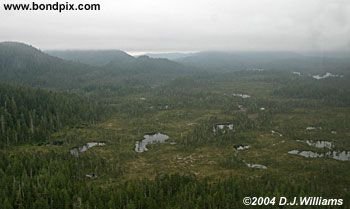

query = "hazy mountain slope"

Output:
[[176, 51, 304, 71], [83, 55, 192, 86], [46, 50, 134, 66], [0, 42, 194, 89], [176, 51, 350, 74], [0, 42, 95, 88], [106, 55, 186, 74], [259, 56, 350, 75]]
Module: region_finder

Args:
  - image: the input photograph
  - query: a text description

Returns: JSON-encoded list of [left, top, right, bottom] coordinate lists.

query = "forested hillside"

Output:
[[177, 51, 350, 73], [46, 50, 134, 66], [0, 42, 192, 89], [0, 84, 107, 146], [0, 42, 96, 89]]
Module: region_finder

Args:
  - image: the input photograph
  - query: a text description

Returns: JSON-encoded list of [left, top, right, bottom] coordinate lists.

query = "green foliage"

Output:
[[0, 84, 107, 146], [274, 79, 350, 106], [0, 153, 346, 209], [0, 42, 350, 208], [0, 42, 95, 89]]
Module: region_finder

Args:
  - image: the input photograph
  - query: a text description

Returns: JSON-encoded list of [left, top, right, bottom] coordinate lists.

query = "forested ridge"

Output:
[[0, 42, 191, 89], [0, 42, 96, 89]]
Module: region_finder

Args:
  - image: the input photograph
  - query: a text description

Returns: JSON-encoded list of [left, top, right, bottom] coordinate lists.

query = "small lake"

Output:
[[213, 123, 234, 134], [234, 144, 250, 151], [246, 163, 267, 169], [288, 150, 350, 161], [306, 126, 321, 131], [232, 93, 251, 99], [238, 105, 247, 112], [135, 132, 169, 153], [70, 142, 106, 157], [312, 72, 343, 80], [271, 130, 283, 137]]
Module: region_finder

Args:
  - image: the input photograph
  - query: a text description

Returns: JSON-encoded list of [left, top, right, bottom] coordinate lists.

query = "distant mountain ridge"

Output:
[[0, 42, 192, 89], [84, 55, 191, 86], [176, 51, 304, 71], [1, 42, 350, 90], [0, 42, 95, 88], [175, 51, 350, 73], [106, 55, 186, 73], [46, 49, 134, 66]]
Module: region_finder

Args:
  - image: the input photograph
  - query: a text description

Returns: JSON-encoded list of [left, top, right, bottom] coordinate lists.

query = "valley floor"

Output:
[[1, 70, 350, 208]]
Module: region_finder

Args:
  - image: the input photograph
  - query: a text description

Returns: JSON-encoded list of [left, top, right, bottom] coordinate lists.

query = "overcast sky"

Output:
[[1, 0, 350, 52]]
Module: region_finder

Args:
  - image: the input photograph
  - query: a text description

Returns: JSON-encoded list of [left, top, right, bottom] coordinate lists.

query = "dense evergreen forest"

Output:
[[0, 42, 349, 208], [0, 84, 107, 146]]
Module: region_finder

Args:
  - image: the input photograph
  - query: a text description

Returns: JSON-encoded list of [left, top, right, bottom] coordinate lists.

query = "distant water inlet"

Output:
[[135, 133, 169, 153], [70, 142, 106, 157]]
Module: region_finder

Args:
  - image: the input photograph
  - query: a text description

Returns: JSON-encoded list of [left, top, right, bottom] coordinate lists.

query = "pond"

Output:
[[312, 72, 343, 80], [306, 126, 321, 131], [234, 144, 250, 151], [246, 163, 267, 169], [135, 132, 169, 153], [232, 93, 251, 99], [213, 123, 234, 134], [70, 142, 106, 157], [288, 150, 324, 158], [271, 130, 283, 137], [238, 105, 247, 112], [288, 150, 350, 161]]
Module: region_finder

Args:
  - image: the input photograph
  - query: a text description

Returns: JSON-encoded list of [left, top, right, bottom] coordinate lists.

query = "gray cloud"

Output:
[[1, 0, 349, 52]]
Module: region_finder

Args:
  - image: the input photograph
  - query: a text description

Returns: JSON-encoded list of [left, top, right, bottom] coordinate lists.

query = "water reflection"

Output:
[[246, 163, 267, 169], [70, 142, 106, 157], [305, 140, 334, 149], [135, 132, 169, 153], [232, 93, 251, 99], [288, 150, 350, 161], [213, 123, 234, 134]]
